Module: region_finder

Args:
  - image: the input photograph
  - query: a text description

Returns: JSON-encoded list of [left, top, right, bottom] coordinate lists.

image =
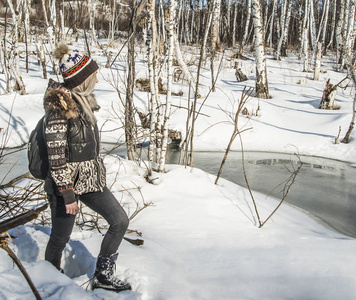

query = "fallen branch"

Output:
[[123, 236, 144, 246], [0, 203, 49, 233], [0, 173, 34, 189]]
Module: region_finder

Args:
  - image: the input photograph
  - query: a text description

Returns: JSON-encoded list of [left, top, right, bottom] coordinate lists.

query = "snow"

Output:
[[1, 41, 356, 300]]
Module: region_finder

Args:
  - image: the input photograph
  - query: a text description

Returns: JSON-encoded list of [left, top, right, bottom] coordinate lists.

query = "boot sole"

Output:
[[91, 280, 131, 292]]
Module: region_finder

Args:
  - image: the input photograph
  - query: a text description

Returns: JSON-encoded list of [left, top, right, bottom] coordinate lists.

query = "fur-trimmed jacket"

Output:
[[43, 79, 106, 205]]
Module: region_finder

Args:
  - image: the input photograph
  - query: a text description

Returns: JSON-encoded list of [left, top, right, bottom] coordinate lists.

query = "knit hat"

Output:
[[54, 44, 99, 89]]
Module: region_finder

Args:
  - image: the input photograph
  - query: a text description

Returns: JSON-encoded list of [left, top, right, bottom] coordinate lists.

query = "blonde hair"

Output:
[[71, 72, 100, 124]]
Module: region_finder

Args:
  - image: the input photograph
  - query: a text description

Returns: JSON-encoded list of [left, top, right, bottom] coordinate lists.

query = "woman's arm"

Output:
[[45, 111, 77, 206]]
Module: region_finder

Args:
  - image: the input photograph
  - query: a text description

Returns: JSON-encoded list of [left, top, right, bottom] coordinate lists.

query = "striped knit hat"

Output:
[[54, 44, 99, 89]]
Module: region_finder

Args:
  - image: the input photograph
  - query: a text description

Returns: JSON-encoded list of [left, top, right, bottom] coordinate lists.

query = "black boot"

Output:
[[91, 253, 131, 292]]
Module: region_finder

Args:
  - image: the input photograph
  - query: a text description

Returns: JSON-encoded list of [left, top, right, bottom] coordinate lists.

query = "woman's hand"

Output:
[[65, 202, 79, 215]]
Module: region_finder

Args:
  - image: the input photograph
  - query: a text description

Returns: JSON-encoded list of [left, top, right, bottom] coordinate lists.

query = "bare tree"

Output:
[[215, 87, 253, 185], [125, 0, 147, 160]]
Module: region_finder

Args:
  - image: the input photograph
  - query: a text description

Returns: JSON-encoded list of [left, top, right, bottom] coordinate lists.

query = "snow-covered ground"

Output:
[[1, 41, 356, 299]]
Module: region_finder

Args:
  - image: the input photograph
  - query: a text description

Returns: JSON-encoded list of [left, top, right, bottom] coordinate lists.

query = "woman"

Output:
[[43, 44, 131, 292]]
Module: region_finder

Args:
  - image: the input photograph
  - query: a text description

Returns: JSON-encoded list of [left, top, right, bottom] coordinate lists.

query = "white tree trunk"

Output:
[[159, 0, 166, 43], [227, 0, 232, 37], [346, 0, 356, 57], [159, 0, 177, 172], [279, 0, 287, 39], [0, 40, 11, 93], [211, 0, 221, 49], [24, 0, 31, 73], [241, 0, 252, 48], [50, 0, 57, 41], [36, 41, 47, 79], [327, 0, 337, 49], [232, 0, 238, 47], [301, 0, 310, 72], [313, 42, 322, 80], [89, 0, 98, 46], [316, 0, 330, 49], [267, 0, 277, 47], [309, 0, 317, 59], [173, 34, 197, 92], [210, 0, 221, 92], [340, 24, 356, 143], [6, 0, 20, 75], [335, 0, 345, 65], [147, 0, 159, 166], [9, 62, 26, 95], [178, 0, 184, 42], [41, 0, 57, 73], [252, 0, 269, 99], [275, 0, 292, 60], [109, 0, 116, 43], [190, 1, 195, 44]]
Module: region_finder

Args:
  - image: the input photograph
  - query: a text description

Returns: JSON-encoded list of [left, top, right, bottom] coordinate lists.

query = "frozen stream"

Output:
[[167, 150, 356, 239], [3, 146, 356, 239]]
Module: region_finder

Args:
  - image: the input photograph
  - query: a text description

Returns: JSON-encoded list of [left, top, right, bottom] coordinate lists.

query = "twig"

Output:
[[259, 155, 303, 228], [215, 86, 253, 185], [0, 237, 42, 300], [238, 133, 262, 227]]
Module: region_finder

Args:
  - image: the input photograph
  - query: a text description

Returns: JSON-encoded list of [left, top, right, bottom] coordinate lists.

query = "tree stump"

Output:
[[319, 79, 339, 110], [235, 68, 249, 82]]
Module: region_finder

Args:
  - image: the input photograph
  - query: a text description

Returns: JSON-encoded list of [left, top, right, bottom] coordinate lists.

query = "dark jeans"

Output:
[[45, 186, 129, 270]]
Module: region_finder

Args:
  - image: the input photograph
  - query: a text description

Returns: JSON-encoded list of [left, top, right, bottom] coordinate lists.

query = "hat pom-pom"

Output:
[[54, 44, 69, 60]]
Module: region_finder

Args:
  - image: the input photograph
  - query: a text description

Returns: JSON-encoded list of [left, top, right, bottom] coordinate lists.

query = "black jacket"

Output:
[[43, 79, 106, 205]]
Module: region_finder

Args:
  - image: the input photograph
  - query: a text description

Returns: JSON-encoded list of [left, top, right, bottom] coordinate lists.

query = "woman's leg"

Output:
[[79, 186, 129, 257], [45, 194, 76, 270]]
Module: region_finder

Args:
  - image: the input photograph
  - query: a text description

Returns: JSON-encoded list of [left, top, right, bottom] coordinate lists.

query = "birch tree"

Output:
[[240, 0, 252, 54], [146, 0, 160, 166], [335, 0, 345, 66], [88, 0, 98, 47], [0, 40, 11, 94], [126, 0, 147, 160], [316, 0, 330, 52], [6, 0, 26, 94], [210, 0, 221, 92], [341, 37, 356, 143], [275, 0, 292, 60], [41, 0, 58, 74], [301, 0, 310, 72], [159, 0, 177, 172], [232, 0, 239, 47], [173, 35, 197, 93], [252, 0, 269, 99], [345, 0, 356, 58], [267, 0, 277, 47], [309, 0, 317, 59], [327, 0, 337, 50], [6, 0, 20, 75], [24, 0, 31, 73]]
